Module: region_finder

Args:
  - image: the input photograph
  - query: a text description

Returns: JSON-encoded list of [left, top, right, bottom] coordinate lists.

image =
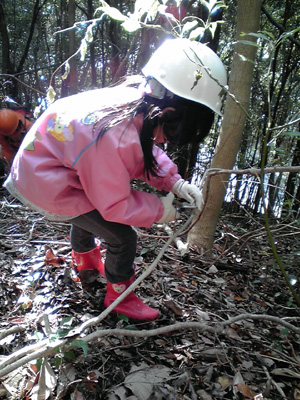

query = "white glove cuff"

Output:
[[171, 179, 185, 198]]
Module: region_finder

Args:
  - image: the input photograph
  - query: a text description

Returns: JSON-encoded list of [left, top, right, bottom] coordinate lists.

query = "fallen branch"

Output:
[[0, 326, 26, 340], [0, 312, 299, 378], [262, 366, 287, 399]]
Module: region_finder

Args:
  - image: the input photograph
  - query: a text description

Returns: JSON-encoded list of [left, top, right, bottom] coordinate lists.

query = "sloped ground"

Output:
[[0, 187, 299, 400]]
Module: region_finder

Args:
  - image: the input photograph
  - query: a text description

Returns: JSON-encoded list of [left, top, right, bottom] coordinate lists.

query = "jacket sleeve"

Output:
[[75, 124, 164, 228]]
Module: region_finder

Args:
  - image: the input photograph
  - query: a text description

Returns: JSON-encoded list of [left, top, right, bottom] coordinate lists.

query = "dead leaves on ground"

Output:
[[0, 193, 300, 399]]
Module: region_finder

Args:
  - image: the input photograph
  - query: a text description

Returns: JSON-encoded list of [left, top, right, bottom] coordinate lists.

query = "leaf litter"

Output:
[[0, 188, 300, 399]]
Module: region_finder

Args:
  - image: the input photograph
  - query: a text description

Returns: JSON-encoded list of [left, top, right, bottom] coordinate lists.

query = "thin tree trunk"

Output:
[[68, 0, 77, 95], [284, 131, 300, 216], [0, 0, 12, 74], [188, 0, 262, 254]]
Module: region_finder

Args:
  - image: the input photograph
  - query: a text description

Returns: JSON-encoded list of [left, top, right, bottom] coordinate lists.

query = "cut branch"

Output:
[[200, 165, 300, 189]]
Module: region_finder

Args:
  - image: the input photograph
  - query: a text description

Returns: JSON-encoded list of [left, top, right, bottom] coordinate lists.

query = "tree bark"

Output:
[[0, 0, 12, 74], [67, 0, 77, 95], [284, 131, 300, 215], [187, 0, 262, 254]]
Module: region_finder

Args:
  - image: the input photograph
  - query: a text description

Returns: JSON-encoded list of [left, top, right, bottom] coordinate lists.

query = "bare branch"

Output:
[[0, 312, 299, 378]]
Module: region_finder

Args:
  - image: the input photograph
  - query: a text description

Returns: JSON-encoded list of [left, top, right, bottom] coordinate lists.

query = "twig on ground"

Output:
[[0, 312, 299, 378], [0, 326, 26, 340], [262, 366, 287, 399]]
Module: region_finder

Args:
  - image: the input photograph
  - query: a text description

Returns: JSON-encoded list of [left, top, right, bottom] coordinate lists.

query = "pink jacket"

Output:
[[5, 86, 181, 228]]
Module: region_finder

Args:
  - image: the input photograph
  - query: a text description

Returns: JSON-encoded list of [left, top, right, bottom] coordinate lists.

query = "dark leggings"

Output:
[[69, 210, 137, 283]]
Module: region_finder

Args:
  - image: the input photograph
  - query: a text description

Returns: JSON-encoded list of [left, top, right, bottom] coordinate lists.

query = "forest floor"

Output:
[[0, 187, 300, 400]]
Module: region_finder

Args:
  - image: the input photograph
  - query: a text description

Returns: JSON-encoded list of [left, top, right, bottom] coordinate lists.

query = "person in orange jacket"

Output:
[[0, 108, 33, 164]]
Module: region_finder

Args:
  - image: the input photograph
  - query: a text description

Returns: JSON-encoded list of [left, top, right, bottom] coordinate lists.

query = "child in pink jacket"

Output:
[[4, 38, 226, 321]]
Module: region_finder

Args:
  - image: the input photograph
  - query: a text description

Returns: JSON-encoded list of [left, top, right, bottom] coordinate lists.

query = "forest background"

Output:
[[0, 0, 300, 399], [1, 0, 300, 249]]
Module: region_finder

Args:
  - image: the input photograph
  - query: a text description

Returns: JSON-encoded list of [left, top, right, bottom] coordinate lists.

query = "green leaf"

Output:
[[57, 327, 73, 337], [208, 21, 222, 39], [181, 20, 198, 36], [280, 131, 300, 137], [64, 351, 76, 360], [256, 30, 275, 41], [36, 358, 43, 371], [140, 247, 149, 255], [125, 324, 138, 330], [71, 339, 89, 356], [286, 297, 294, 307], [241, 31, 271, 42], [237, 40, 260, 47], [189, 27, 205, 40], [118, 314, 129, 322], [199, 0, 209, 10], [49, 333, 60, 342], [278, 27, 300, 44], [200, 0, 223, 12], [53, 355, 62, 369]]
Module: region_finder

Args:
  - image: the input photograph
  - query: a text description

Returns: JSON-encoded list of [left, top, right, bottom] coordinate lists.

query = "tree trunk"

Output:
[[0, 0, 12, 74], [67, 0, 77, 95], [187, 0, 262, 254], [87, 0, 97, 87], [284, 131, 300, 216]]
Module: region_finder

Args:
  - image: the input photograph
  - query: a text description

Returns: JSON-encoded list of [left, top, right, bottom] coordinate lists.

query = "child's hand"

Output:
[[172, 179, 204, 211], [157, 193, 179, 223]]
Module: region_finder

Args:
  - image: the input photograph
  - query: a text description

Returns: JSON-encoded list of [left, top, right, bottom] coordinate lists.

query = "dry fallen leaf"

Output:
[[45, 248, 65, 267], [109, 362, 172, 400], [271, 368, 300, 379], [163, 299, 183, 316], [236, 383, 258, 399], [30, 358, 57, 400], [218, 375, 232, 390]]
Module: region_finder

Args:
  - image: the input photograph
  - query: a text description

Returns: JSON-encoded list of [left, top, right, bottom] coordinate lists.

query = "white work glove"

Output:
[[157, 193, 179, 223], [172, 179, 204, 211]]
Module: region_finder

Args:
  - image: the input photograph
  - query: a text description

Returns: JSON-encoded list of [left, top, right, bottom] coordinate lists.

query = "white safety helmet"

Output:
[[142, 38, 227, 115]]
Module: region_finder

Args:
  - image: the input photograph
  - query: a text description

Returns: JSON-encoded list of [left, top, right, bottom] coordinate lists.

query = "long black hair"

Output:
[[136, 91, 214, 178], [95, 76, 214, 178]]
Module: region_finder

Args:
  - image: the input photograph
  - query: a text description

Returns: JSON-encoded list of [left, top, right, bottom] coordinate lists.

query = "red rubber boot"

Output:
[[104, 274, 159, 321], [71, 239, 105, 284]]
